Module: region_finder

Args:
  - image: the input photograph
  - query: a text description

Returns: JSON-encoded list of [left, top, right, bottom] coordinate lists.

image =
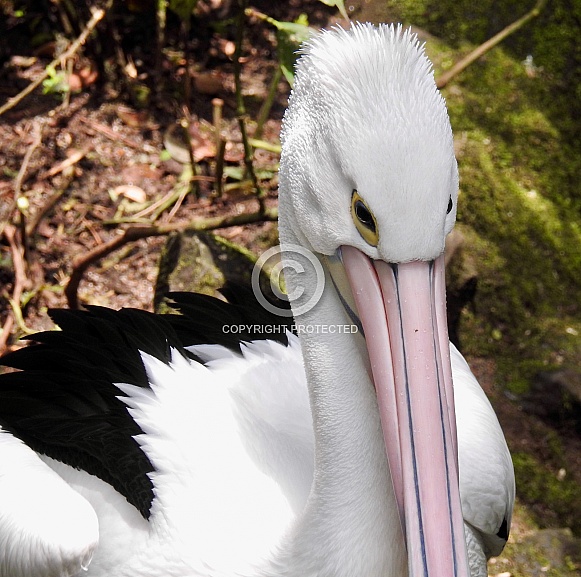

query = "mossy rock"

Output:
[[154, 231, 274, 313], [519, 528, 581, 575], [522, 370, 581, 432], [496, 526, 581, 577], [512, 451, 581, 536]]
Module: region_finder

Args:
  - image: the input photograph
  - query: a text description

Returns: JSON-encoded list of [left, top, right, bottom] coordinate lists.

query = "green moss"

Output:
[[428, 41, 581, 389], [513, 452, 581, 535], [497, 521, 581, 577]]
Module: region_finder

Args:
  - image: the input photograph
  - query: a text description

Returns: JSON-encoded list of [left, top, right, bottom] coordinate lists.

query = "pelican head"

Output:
[[280, 23, 458, 263], [279, 23, 470, 577]]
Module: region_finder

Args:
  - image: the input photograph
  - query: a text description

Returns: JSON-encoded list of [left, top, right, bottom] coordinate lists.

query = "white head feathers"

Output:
[[279, 23, 458, 263]]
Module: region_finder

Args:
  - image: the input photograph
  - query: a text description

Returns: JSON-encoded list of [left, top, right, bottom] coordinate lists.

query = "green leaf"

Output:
[[270, 16, 313, 87], [318, 0, 349, 20], [268, 13, 311, 38], [223, 166, 245, 181], [159, 149, 172, 161], [168, 0, 198, 22], [42, 65, 69, 95]]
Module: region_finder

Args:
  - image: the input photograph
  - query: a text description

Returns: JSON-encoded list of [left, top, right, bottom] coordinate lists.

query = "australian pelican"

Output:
[[0, 23, 514, 577]]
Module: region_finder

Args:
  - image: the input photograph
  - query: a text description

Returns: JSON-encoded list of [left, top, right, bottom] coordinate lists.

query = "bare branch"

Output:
[[0, 226, 28, 353], [436, 0, 548, 89], [64, 207, 279, 309], [13, 123, 43, 200], [234, 0, 266, 215]]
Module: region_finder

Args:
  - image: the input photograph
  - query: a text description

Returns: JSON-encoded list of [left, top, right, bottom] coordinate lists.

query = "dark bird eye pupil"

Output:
[[447, 196, 453, 214], [355, 200, 375, 230]]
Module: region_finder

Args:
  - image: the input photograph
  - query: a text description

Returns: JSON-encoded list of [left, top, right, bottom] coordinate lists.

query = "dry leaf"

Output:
[[164, 122, 217, 163], [78, 66, 98, 87], [117, 106, 149, 128], [121, 165, 162, 183], [194, 71, 224, 95], [112, 185, 147, 203], [68, 74, 83, 93]]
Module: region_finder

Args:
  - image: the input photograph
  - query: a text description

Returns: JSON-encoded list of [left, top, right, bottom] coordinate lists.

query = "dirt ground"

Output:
[[0, 0, 336, 337]]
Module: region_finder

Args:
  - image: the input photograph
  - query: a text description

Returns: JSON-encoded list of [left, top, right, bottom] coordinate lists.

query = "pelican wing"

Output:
[[0, 285, 294, 521], [452, 344, 515, 559], [0, 307, 173, 518], [0, 428, 99, 577]]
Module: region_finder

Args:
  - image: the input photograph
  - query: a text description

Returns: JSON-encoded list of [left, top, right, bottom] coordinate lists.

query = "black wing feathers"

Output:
[[166, 283, 293, 350], [0, 284, 294, 520]]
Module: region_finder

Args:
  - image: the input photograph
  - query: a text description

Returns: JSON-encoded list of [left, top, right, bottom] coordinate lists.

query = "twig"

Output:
[[56, 0, 75, 36], [212, 98, 226, 197], [39, 144, 92, 179], [26, 177, 73, 238], [116, 174, 213, 223], [24, 146, 88, 238], [132, 188, 181, 220], [6, 122, 44, 262], [152, 179, 190, 221], [155, 0, 168, 101], [181, 17, 193, 109], [8, 297, 36, 336], [110, 16, 133, 97], [79, 117, 143, 148], [0, 225, 28, 353], [247, 138, 281, 154], [254, 66, 282, 140], [166, 185, 190, 221], [212, 98, 223, 144], [180, 105, 199, 198], [13, 123, 43, 200], [214, 139, 227, 197], [0, 7, 107, 117], [436, 0, 548, 89], [64, 207, 279, 309], [62, 57, 73, 109], [84, 219, 103, 245], [233, 0, 265, 215]]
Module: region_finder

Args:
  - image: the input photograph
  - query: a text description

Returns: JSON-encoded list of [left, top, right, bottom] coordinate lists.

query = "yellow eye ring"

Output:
[[351, 191, 379, 246]]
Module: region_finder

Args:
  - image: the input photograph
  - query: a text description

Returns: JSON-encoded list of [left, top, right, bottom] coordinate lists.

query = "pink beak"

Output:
[[341, 246, 470, 577]]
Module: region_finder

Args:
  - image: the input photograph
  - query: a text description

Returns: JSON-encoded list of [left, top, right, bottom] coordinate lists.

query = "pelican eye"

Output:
[[351, 191, 379, 246], [447, 196, 453, 214]]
